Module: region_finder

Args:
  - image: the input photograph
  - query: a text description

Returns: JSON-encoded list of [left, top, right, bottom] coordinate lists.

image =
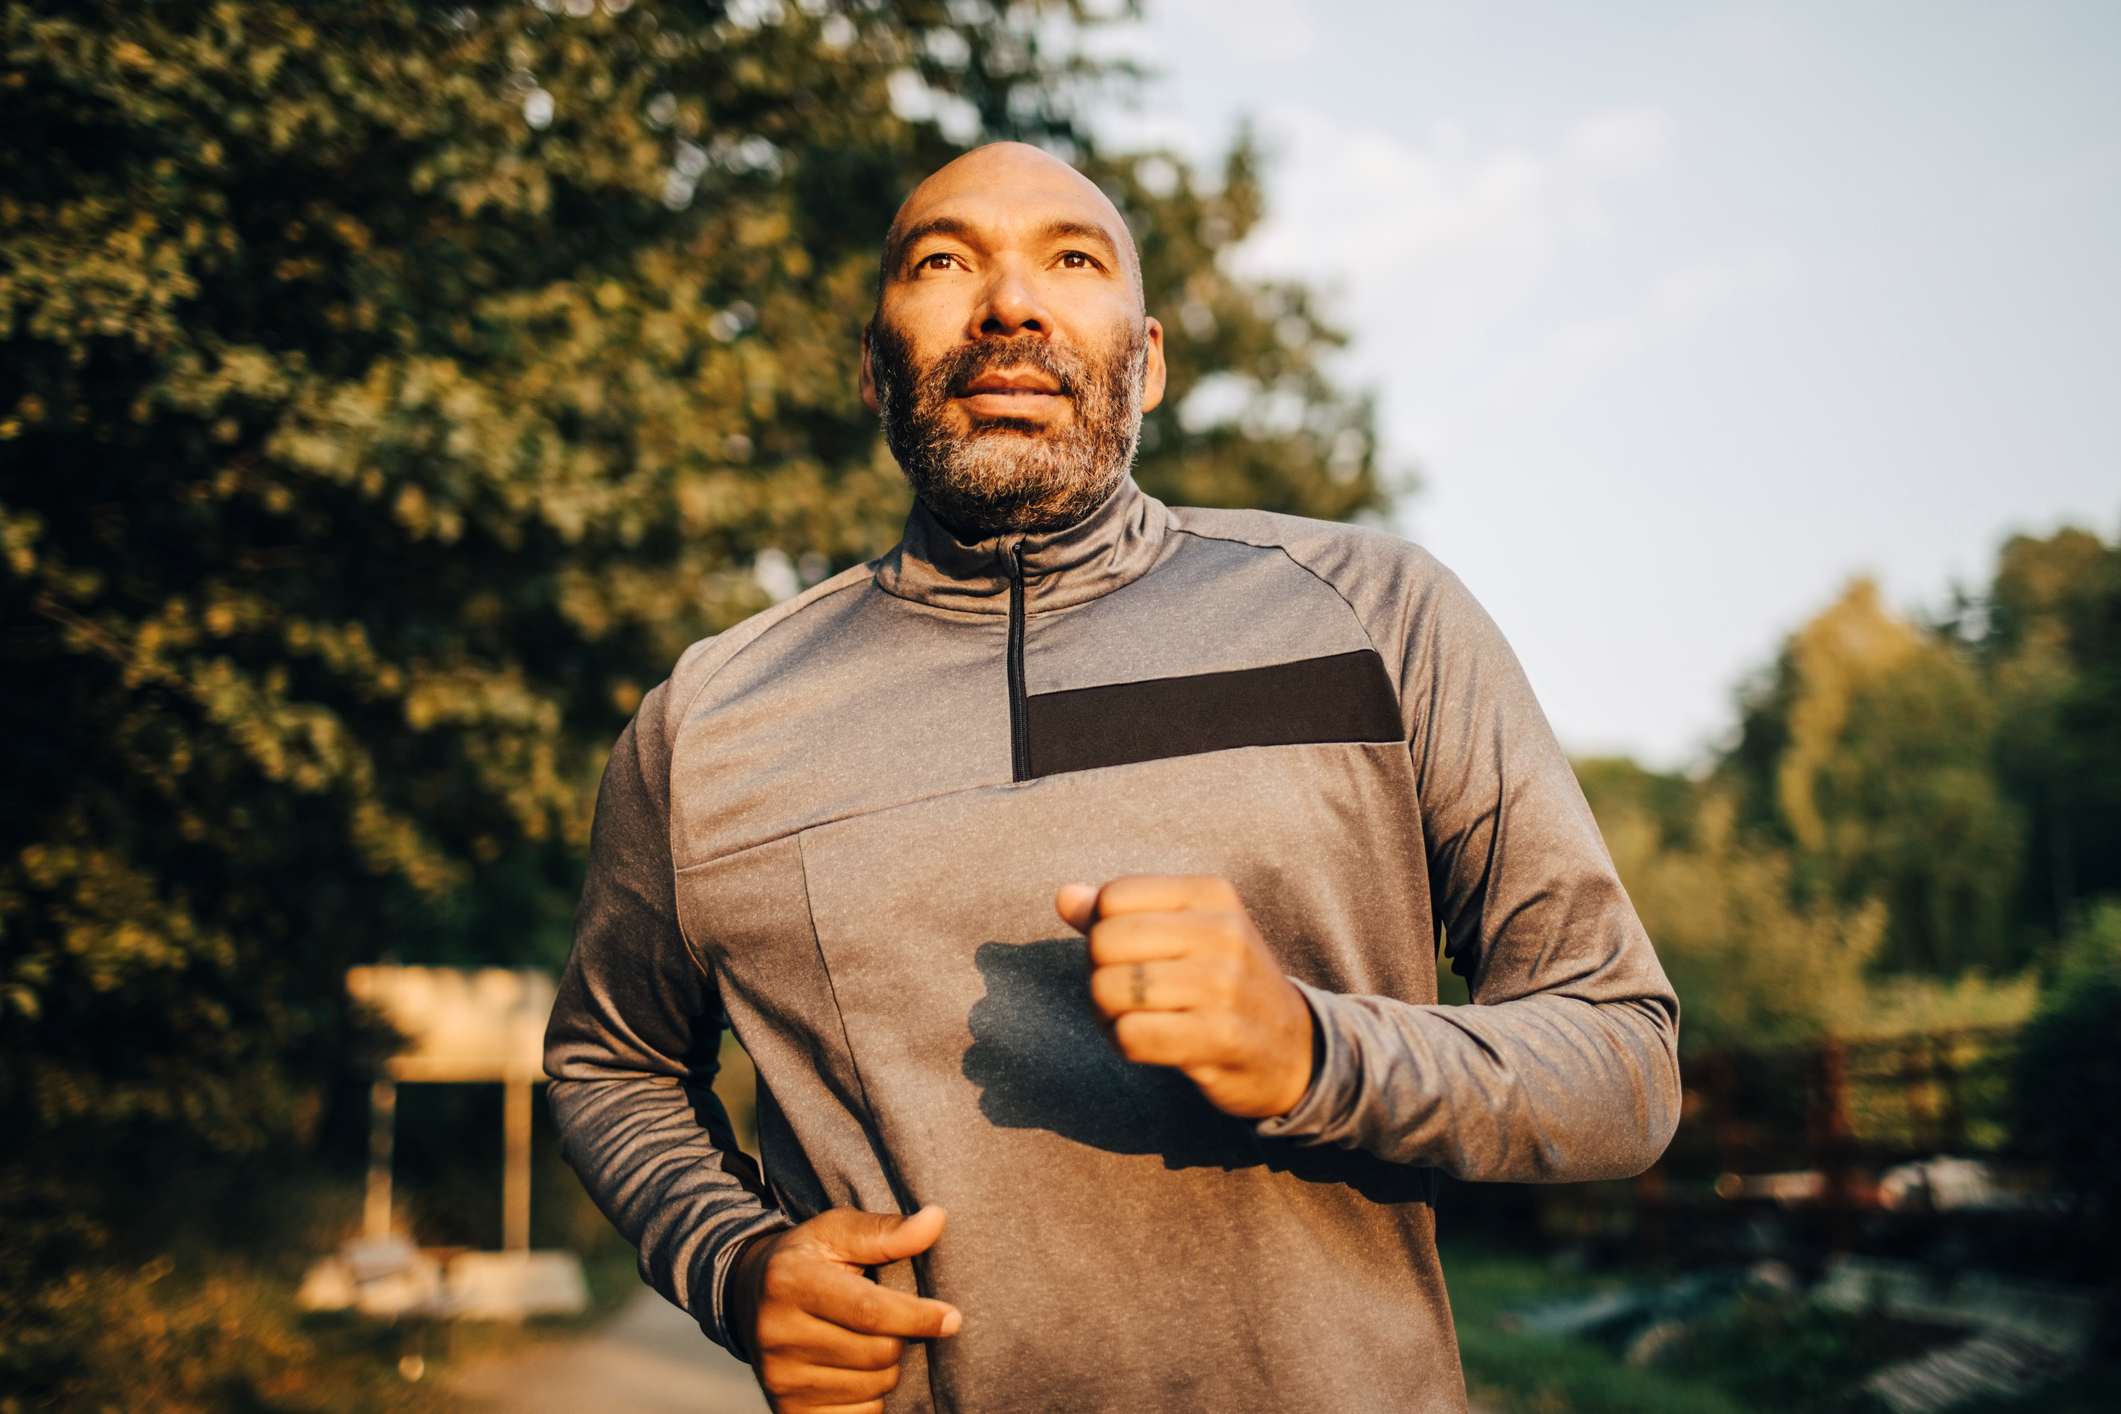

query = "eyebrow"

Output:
[[884, 215, 1124, 276]]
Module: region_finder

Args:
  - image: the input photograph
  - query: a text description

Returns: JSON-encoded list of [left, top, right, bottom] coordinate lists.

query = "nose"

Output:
[[968, 257, 1051, 339]]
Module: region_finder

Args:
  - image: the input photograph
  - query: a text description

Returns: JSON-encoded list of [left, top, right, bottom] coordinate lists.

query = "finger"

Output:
[[756, 1355, 901, 1405], [1086, 911, 1221, 965], [808, 1203, 949, 1267], [804, 1264, 963, 1338], [1092, 874, 1242, 919], [1055, 881, 1099, 932], [1088, 957, 1203, 1019], [1111, 1010, 1221, 1069], [759, 1308, 905, 1371]]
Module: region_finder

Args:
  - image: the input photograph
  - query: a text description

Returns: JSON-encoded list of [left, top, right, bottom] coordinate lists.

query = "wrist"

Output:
[[1271, 981, 1323, 1118], [1271, 980, 1326, 1119], [723, 1228, 781, 1364]]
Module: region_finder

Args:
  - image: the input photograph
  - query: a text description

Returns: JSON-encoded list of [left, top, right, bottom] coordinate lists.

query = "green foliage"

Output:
[[1720, 580, 2024, 974], [1438, 1240, 1750, 1414], [1581, 769, 2038, 1055], [1966, 529, 2121, 943], [1587, 777, 1888, 1053], [1720, 527, 2121, 978], [1, 0, 1391, 1396], [2011, 901, 2121, 1214]]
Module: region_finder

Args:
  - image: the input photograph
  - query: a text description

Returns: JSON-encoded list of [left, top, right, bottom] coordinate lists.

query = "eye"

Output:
[[915, 251, 964, 272], [1058, 250, 1103, 270]]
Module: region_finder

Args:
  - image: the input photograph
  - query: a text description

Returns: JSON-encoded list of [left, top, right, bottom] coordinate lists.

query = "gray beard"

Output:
[[871, 318, 1147, 538]]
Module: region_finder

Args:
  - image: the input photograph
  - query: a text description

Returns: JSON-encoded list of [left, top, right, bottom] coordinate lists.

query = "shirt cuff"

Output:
[[703, 1208, 796, 1362], [1253, 975, 1354, 1144]]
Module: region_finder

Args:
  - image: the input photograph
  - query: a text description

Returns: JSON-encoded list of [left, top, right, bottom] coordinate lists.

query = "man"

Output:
[[545, 142, 1682, 1413]]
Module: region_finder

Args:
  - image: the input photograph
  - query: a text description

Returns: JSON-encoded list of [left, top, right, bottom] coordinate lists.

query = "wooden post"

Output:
[[503, 1073, 532, 1253], [365, 1076, 397, 1240], [1938, 1033, 1967, 1151]]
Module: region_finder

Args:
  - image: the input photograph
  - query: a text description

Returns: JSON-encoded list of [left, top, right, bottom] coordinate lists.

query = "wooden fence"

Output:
[[1663, 1025, 2025, 1186]]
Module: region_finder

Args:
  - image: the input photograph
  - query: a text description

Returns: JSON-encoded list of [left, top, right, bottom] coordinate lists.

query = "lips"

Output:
[[956, 367, 1063, 397]]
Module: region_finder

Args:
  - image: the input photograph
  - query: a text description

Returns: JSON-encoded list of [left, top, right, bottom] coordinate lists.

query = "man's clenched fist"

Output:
[[1056, 875, 1319, 1120], [726, 1204, 962, 1413]]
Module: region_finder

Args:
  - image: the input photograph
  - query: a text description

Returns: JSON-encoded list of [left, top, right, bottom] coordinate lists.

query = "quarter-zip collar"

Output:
[[874, 473, 1169, 615]]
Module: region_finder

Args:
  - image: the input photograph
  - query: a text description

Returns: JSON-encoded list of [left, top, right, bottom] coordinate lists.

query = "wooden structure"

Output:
[[346, 965, 558, 1254]]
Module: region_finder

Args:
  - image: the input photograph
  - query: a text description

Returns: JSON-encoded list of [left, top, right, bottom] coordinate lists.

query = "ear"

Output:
[[1139, 314, 1168, 415], [858, 323, 881, 415]]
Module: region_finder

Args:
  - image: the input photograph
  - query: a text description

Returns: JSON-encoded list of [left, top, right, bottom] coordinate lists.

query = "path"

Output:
[[447, 1289, 767, 1414], [447, 1289, 1496, 1412]]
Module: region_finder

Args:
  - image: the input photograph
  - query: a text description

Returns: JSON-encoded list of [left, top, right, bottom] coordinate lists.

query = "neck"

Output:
[[875, 473, 1168, 615], [911, 463, 1134, 544]]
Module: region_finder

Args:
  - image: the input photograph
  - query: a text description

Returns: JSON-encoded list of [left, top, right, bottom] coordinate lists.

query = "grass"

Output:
[[1439, 1238, 2117, 1414], [1440, 1240, 1750, 1414]]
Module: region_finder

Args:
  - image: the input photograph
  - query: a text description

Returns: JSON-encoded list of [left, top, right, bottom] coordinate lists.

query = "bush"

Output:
[[2010, 902, 2121, 1236]]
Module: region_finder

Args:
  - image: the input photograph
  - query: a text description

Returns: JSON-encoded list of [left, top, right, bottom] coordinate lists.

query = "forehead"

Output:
[[886, 150, 1128, 255]]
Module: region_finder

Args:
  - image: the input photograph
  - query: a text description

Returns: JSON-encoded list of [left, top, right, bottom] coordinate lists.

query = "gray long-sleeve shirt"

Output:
[[544, 474, 1682, 1412]]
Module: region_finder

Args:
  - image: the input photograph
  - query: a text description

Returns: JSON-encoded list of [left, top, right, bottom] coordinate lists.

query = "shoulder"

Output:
[[1169, 504, 1450, 588], [647, 560, 876, 734], [1166, 504, 1483, 651]]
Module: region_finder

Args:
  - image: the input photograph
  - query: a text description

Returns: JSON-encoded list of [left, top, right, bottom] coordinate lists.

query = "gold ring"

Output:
[[1129, 961, 1147, 1010]]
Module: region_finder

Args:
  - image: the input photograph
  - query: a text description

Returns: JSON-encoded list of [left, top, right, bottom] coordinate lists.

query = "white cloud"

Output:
[[1230, 103, 1555, 285], [1162, 0, 1317, 61], [1564, 106, 1674, 173], [1507, 246, 1797, 399]]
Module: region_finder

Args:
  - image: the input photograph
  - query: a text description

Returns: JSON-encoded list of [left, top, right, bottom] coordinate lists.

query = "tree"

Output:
[[0, 1, 1394, 1398], [1719, 579, 2022, 974], [1580, 768, 2037, 1055], [1956, 527, 2121, 945]]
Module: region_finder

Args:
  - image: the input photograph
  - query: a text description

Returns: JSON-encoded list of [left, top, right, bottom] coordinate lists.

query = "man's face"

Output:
[[862, 144, 1167, 537]]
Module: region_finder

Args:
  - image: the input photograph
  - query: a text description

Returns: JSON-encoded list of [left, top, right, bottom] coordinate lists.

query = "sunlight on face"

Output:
[[863, 143, 1167, 536]]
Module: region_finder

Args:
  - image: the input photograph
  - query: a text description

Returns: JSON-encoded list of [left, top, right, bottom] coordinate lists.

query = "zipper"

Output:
[[1006, 539, 1030, 781]]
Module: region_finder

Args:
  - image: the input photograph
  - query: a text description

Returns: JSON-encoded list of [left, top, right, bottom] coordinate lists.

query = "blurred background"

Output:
[[1, 2, 2114, 1410]]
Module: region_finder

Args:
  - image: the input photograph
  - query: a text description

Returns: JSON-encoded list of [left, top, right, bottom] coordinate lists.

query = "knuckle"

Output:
[[863, 1335, 906, 1369], [755, 1308, 794, 1350], [758, 1357, 798, 1396], [1098, 973, 1131, 1016]]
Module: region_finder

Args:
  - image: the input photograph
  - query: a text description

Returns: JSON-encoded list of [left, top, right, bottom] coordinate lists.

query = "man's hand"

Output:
[[1057, 875, 1317, 1120], [726, 1204, 962, 1413]]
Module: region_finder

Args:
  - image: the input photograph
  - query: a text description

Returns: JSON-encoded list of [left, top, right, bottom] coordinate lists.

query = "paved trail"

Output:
[[447, 1289, 767, 1414], [449, 1288, 1497, 1412]]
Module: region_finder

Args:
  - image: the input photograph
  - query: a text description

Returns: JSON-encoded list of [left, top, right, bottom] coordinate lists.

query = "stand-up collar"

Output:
[[874, 474, 1169, 615]]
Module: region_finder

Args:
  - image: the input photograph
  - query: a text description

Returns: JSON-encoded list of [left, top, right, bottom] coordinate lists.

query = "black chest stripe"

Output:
[[1023, 648, 1404, 779]]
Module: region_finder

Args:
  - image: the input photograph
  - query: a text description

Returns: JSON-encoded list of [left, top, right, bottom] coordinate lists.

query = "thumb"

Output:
[[1055, 881, 1098, 933], [810, 1203, 949, 1266]]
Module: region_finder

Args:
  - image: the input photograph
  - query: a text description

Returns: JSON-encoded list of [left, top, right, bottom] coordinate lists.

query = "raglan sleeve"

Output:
[[543, 675, 791, 1357], [1255, 551, 1683, 1182]]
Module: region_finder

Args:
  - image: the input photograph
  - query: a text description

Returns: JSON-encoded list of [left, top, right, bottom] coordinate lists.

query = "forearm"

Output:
[[1261, 979, 1681, 1183], [548, 1070, 791, 1354], [544, 680, 794, 1357]]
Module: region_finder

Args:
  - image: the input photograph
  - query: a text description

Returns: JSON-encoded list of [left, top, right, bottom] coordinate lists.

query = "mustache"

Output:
[[936, 336, 1079, 399]]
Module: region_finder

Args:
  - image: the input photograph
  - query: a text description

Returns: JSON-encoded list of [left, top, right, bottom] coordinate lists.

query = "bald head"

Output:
[[877, 142, 1144, 310], [859, 139, 1169, 536]]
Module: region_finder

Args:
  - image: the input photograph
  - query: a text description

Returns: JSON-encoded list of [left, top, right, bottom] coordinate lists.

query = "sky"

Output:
[[1082, 0, 2120, 770]]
